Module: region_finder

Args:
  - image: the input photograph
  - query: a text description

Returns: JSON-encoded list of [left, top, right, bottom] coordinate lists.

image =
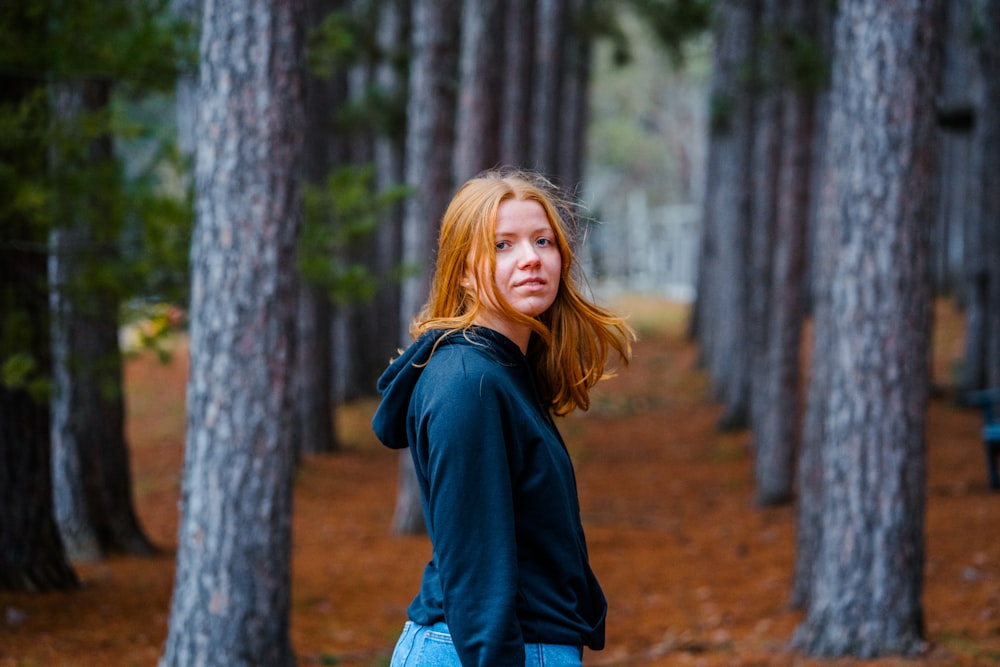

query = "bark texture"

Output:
[[792, 0, 944, 657], [158, 0, 304, 664]]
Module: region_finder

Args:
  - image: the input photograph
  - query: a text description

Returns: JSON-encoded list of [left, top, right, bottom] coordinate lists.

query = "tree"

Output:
[[744, 0, 783, 502], [158, 0, 305, 663], [453, 0, 502, 181], [531, 0, 568, 176], [748, 0, 822, 507], [372, 0, 409, 393], [0, 236, 77, 591], [499, 0, 535, 167], [2, 0, 185, 587], [557, 0, 594, 191], [49, 78, 156, 559], [0, 48, 78, 588], [0, 65, 79, 592], [43, 0, 189, 563], [295, 0, 349, 458], [391, 0, 459, 535], [967, 0, 1000, 390], [791, 0, 944, 657], [790, 0, 835, 610], [691, 0, 757, 430]]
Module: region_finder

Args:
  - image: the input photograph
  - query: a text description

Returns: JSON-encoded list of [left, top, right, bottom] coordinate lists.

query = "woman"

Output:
[[372, 169, 633, 666]]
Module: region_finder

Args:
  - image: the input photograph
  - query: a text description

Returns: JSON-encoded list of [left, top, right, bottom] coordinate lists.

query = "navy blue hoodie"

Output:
[[372, 326, 607, 666]]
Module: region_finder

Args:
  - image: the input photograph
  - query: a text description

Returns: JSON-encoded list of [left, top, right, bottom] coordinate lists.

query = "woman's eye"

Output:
[[536, 238, 552, 247], [495, 241, 510, 251]]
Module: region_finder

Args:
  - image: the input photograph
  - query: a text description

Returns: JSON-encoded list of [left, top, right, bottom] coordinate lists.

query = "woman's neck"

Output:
[[472, 314, 530, 354]]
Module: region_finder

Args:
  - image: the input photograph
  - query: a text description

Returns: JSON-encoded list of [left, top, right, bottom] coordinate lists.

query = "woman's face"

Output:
[[469, 198, 562, 340]]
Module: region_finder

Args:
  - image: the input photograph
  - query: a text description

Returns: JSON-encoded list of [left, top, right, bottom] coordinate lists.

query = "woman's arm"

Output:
[[414, 363, 525, 666]]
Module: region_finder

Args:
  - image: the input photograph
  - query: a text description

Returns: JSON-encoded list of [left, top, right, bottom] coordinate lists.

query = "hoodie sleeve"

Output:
[[411, 351, 525, 666]]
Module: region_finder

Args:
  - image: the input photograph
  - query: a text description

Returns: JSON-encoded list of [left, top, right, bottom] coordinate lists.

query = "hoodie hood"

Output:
[[371, 327, 524, 450], [372, 329, 444, 450]]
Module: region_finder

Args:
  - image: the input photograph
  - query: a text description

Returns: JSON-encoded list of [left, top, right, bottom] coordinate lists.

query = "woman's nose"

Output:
[[518, 242, 541, 266]]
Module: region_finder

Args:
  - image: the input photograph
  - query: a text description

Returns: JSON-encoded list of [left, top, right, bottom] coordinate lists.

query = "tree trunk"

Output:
[[499, 0, 534, 167], [751, 0, 816, 507], [392, 0, 458, 534], [295, 282, 335, 457], [373, 0, 407, 386], [171, 0, 200, 159], [791, 0, 944, 657], [0, 379, 78, 593], [556, 0, 592, 192], [0, 9, 79, 592], [333, 0, 384, 402], [933, 0, 978, 298], [693, 0, 757, 431], [936, 0, 984, 392], [295, 0, 346, 458], [791, 0, 835, 610], [531, 0, 567, 177], [453, 0, 502, 182], [158, 0, 304, 664], [48, 79, 156, 560], [0, 239, 78, 592], [978, 0, 1000, 389], [746, 0, 782, 476]]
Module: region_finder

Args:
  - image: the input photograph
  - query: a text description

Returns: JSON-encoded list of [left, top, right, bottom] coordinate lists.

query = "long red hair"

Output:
[[412, 168, 633, 415]]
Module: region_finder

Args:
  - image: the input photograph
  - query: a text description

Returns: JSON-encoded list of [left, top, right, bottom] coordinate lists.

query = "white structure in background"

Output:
[[581, 188, 700, 303]]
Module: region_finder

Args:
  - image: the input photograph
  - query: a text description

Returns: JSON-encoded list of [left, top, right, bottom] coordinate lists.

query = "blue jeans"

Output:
[[389, 621, 584, 666]]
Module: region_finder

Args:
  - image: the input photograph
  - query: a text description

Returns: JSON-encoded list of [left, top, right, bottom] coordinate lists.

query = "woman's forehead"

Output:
[[495, 198, 553, 230]]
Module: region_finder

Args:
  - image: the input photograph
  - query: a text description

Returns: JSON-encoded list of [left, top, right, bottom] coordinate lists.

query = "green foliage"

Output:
[[756, 27, 829, 93], [116, 93, 194, 305], [334, 84, 409, 144], [0, 348, 50, 403], [586, 0, 711, 67], [1, 279, 51, 400], [578, 1, 634, 66], [0, 88, 51, 236], [0, 1, 194, 384], [3, 0, 191, 91], [306, 5, 409, 143], [299, 165, 410, 304], [588, 6, 712, 203], [307, 6, 379, 79], [625, 0, 713, 64], [309, 11, 361, 78], [710, 92, 734, 135]]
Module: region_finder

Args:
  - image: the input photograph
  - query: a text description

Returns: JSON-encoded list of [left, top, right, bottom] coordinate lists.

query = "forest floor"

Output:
[[2, 294, 999, 667]]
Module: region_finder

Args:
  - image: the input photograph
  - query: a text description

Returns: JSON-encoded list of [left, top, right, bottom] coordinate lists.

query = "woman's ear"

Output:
[[461, 264, 477, 290]]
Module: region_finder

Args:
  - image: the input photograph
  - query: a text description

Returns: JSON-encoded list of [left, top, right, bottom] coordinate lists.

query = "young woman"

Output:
[[372, 169, 633, 666]]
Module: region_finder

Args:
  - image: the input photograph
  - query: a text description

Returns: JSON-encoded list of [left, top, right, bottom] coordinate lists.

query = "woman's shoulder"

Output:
[[419, 330, 523, 390]]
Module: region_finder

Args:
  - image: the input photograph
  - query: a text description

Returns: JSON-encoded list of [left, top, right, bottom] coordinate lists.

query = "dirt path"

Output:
[[2, 296, 998, 666]]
